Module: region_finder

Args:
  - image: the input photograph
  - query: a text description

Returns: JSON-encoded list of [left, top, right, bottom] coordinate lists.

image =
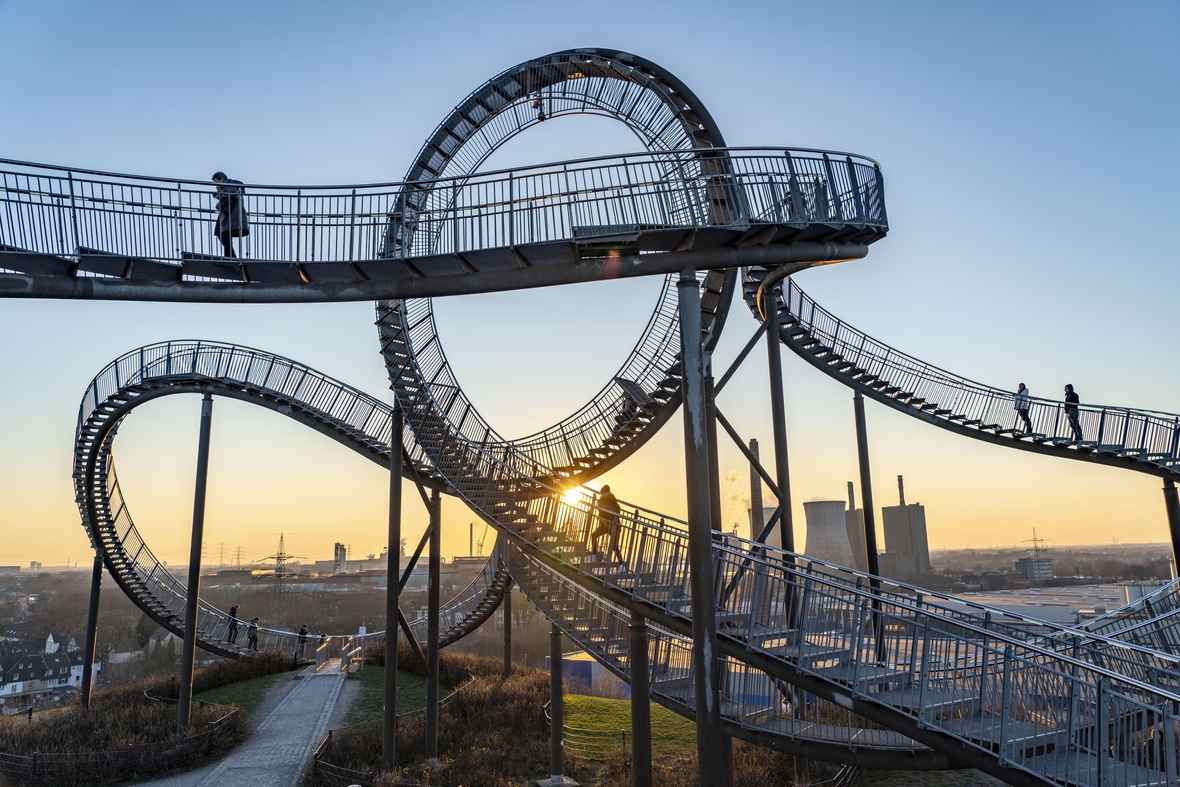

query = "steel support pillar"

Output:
[[629, 612, 652, 787], [503, 573, 513, 679], [383, 404, 403, 770], [853, 391, 881, 578], [425, 487, 441, 759], [177, 393, 213, 734], [853, 390, 886, 668], [1165, 480, 1180, 574], [677, 267, 725, 786], [80, 549, 102, 708], [703, 370, 735, 787], [550, 623, 565, 785], [765, 280, 794, 552]]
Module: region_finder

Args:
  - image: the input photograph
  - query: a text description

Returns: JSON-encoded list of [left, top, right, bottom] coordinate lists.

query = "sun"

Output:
[[562, 488, 584, 506]]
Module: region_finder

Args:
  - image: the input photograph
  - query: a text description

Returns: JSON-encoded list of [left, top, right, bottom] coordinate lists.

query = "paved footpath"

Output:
[[140, 661, 348, 787]]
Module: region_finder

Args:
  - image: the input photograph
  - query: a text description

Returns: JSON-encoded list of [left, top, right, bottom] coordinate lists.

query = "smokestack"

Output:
[[749, 439, 764, 539], [897, 475, 905, 507], [847, 481, 856, 511]]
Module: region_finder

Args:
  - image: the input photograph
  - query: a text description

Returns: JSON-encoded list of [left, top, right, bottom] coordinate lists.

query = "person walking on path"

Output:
[[1064, 384, 1083, 442], [247, 617, 260, 651], [590, 485, 625, 567], [211, 172, 250, 258], [296, 624, 309, 660], [1015, 383, 1033, 434], [225, 604, 240, 644]]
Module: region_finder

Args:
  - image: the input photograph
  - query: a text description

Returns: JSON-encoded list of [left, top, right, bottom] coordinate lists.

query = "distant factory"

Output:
[[743, 440, 933, 581]]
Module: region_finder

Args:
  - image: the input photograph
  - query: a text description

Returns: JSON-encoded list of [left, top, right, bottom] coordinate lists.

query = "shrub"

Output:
[[150, 649, 295, 700], [322, 651, 549, 786]]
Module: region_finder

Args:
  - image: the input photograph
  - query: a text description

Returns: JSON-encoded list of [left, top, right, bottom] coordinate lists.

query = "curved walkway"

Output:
[[139, 664, 347, 787]]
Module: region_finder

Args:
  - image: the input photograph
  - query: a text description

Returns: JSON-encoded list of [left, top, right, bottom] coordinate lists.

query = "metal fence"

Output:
[[0, 706, 239, 786]]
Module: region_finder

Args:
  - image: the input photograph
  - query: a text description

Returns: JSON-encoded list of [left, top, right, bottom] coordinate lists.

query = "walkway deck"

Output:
[[140, 661, 347, 787]]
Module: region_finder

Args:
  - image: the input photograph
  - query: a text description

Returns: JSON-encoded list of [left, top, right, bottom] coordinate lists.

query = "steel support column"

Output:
[[383, 404, 403, 770], [503, 572, 513, 679], [703, 369, 735, 787], [677, 266, 725, 785], [177, 393, 213, 734], [425, 487, 441, 759], [80, 549, 102, 708], [629, 612, 652, 787], [550, 623, 565, 785], [1165, 480, 1180, 573], [853, 391, 881, 578], [853, 390, 886, 667], [765, 281, 794, 552]]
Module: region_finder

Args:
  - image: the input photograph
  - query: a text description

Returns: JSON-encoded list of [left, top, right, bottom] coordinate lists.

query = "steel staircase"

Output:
[[72, 342, 504, 659], [384, 300, 1180, 785], [743, 271, 1180, 481]]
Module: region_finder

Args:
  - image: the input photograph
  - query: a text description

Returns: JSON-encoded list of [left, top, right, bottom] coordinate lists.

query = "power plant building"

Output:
[[802, 500, 857, 568], [845, 481, 868, 572], [880, 476, 931, 578]]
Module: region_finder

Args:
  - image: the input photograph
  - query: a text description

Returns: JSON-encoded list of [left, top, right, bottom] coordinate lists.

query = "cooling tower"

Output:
[[803, 500, 856, 568]]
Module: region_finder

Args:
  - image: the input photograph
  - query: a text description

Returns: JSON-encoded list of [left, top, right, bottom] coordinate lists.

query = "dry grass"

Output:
[[593, 740, 840, 787], [0, 650, 294, 785], [322, 650, 549, 786]]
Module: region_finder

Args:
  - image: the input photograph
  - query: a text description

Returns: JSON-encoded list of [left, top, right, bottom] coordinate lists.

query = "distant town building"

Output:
[[880, 476, 931, 579], [802, 500, 856, 567], [0, 567, 19, 576], [333, 542, 347, 574], [1015, 558, 1055, 582], [845, 481, 868, 572], [44, 632, 77, 654], [0, 634, 91, 708], [28, 562, 41, 571]]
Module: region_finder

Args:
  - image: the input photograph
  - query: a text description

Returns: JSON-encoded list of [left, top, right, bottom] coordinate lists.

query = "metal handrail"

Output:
[[0, 148, 884, 269], [0, 146, 881, 190], [756, 274, 1180, 475]]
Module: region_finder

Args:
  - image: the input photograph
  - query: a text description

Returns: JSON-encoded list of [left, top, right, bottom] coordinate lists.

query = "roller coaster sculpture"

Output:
[[4, 49, 1180, 786]]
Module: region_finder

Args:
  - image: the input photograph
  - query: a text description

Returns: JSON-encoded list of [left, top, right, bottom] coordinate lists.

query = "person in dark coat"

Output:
[[296, 624, 309, 659], [1064, 384, 1083, 442], [225, 604, 240, 644], [211, 171, 249, 258], [590, 485, 625, 567], [247, 617, 260, 651]]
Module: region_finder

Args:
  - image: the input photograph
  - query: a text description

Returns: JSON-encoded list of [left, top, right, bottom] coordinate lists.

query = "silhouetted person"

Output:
[[590, 485, 625, 566], [247, 617, 260, 651], [296, 624, 309, 659], [212, 171, 249, 258], [1064, 384, 1083, 442], [1015, 383, 1032, 433], [225, 604, 240, 644]]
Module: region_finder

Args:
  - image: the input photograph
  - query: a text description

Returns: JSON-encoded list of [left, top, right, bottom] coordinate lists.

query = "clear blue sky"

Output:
[[1, 0, 1178, 567]]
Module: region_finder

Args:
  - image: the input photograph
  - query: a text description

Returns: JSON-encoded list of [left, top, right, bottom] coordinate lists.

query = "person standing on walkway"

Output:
[[212, 171, 250, 258], [297, 624, 309, 660], [590, 485, 625, 567], [1064, 384, 1083, 442], [247, 617, 260, 651], [1015, 383, 1033, 433], [226, 604, 240, 644]]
